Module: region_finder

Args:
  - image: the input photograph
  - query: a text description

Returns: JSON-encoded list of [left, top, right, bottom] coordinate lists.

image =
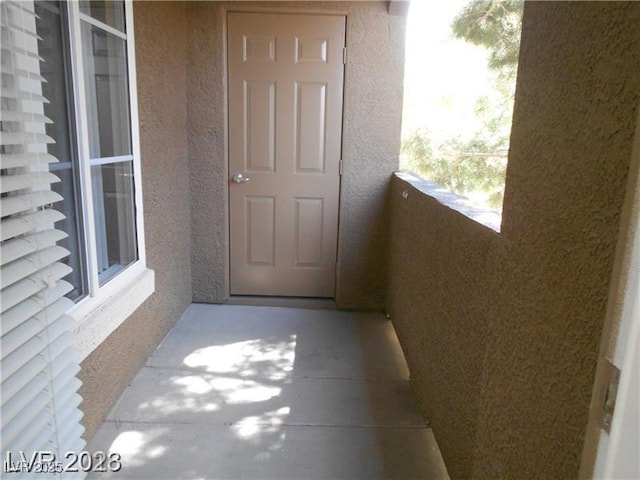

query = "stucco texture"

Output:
[[187, 2, 228, 303], [187, 1, 406, 309], [78, 2, 192, 440], [388, 2, 640, 479]]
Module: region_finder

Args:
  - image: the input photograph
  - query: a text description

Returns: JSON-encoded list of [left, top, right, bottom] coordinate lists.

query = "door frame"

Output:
[[223, 6, 349, 300]]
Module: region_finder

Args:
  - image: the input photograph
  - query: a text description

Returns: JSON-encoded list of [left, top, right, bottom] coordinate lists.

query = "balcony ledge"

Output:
[[394, 171, 502, 232]]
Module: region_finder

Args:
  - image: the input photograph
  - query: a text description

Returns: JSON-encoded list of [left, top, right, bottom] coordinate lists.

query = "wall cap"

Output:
[[394, 171, 502, 232]]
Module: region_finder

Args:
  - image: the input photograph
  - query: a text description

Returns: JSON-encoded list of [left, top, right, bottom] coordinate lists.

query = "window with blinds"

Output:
[[1, 0, 86, 476]]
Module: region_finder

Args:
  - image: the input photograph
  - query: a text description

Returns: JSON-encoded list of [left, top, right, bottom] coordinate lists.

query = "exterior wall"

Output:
[[388, 2, 640, 479], [78, 2, 192, 440], [188, 1, 406, 309], [337, 1, 406, 310], [581, 107, 640, 478], [188, 2, 227, 303]]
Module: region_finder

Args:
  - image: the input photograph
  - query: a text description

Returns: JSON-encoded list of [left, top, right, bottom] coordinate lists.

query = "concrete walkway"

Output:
[[87, 304, 449, 479]]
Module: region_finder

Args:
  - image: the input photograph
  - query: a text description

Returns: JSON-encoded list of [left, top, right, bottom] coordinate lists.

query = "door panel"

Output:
[[246, 196, 275, 265], [244, 81, 276, 172], [296, 82, 327, 173], [228, 12, 345, 297], [294, 197, 324, 267]]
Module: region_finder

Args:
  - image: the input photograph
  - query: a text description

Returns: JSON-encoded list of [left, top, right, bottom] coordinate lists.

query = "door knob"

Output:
[[232, 173, 250, 183]]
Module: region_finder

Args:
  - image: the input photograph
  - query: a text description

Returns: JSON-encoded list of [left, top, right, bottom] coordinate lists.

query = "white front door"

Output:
[[227, 12, 346, 297]]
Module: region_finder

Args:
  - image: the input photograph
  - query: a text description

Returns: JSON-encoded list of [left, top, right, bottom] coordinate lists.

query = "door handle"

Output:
[[232, 173, 250, 183]]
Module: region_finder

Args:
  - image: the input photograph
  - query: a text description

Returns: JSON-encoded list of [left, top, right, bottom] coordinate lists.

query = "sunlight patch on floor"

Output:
[[183, 335, 297, 379], [109, 428, 169, 467], [174, 376, 283, 405], [231, 406, 291, 440]]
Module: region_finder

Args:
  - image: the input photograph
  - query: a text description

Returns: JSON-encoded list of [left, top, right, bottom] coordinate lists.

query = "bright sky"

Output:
[[402, 0, 494, 143]]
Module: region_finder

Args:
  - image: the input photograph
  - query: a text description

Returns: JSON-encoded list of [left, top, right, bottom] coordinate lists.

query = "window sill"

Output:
[[70, 264, 155, 361], [394, 171, 502, 232]]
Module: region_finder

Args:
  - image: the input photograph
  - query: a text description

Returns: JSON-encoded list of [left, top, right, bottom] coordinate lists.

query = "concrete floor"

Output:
[[87, 304, 449, 479]]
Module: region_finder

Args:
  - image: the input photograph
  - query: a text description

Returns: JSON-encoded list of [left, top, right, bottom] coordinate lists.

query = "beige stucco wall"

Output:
[[188, 1, 406, 309], [388, 179, 500, 477], [187, 2, 228, 303], [78, 2, 192, 440], [336, 1, 406, 309], [580, 106, 640, 478], [388, 2, 640, 479]]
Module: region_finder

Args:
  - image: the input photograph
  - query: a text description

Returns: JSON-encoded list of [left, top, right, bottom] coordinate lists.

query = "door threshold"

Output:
[[225, 296, 337, 310]]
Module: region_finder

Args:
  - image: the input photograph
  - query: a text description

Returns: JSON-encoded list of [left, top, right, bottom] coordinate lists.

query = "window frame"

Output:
[[36, 0, 90, 301], [60, 0, 152, 359]]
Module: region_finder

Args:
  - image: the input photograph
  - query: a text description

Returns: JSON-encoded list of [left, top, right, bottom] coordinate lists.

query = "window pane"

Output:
[[81, 21, 132, 158], [35, 1, 87, 300], [79, 1, 125, 33], [91, 161, 138, 284]]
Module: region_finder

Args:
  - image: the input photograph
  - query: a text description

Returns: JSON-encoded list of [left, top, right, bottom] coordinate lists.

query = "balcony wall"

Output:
[[388, 2, 640, 478]]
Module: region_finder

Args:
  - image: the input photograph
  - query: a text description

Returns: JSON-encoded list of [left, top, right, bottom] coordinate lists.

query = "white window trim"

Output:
[[71, 265, 154, 361], [64, 0, 153, 359]]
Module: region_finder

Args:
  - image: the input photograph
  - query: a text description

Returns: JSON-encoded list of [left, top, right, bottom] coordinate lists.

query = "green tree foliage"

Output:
[[402, 0, 524, 211], [452, 0, 523, 75], [402, 128, 508, 209]]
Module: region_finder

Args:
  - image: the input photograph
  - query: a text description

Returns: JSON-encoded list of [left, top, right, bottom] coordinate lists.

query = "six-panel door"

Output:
[[228, 12, 346, 297]]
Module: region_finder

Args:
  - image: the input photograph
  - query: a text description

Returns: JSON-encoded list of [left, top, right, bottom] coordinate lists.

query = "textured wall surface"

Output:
[[475, 3, 640, 478], [388, 177, 501, 477], [78, 2, 192, 440], [337, 1, 406, 310], [187, 1, 406, 308], [187, 2, 228, 303], [388, 2, 640, 478]]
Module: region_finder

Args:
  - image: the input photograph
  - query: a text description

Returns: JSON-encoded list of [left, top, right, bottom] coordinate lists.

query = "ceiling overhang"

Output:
[[387, 0, 410, 16]]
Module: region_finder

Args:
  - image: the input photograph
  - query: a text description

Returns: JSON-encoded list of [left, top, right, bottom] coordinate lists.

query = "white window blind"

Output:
[[1, 1, 86, 477]]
